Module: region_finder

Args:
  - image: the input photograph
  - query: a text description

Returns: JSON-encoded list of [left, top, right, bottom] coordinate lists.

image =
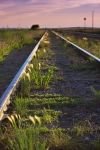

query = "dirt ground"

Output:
[[0, 44, 35, 97], [31, 32, 100, 143]]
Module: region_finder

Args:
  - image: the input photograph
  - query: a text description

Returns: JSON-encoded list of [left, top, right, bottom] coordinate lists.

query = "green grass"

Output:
[[66, 35, 100, 58], [92, 139, 100, 150], [48, 128, 71, 149], [1, 31, 100, 150], [31, 66, 54, 90], [14, 95, 81, 108], [5, 114, 48, 150], [18, 37, 54, 96], [19, 72, 31, 97], [91, 87, 100, 102], [58, 31, 100, 58], [0, 29, 44, 62], [13, 96, 62, 123], [72, 120, 94, 136], [14, 97, 29, 116]]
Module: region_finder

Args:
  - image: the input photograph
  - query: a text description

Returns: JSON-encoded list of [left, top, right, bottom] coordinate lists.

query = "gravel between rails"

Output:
[[50, 32, 100, 130], [29, 32, 100, 141], [32, 32, 100, 100]]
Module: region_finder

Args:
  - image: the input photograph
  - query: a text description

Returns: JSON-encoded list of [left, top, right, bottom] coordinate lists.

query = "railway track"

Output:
[[0, 30, 100, 119], [56, 29, 100, 40], [52, 31, 100, 63], [0, 31, 100, 149], [0, 32, 46, 120]]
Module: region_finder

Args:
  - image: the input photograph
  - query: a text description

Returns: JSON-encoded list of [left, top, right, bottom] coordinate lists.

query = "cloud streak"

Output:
[[0, 0, 100, 27]]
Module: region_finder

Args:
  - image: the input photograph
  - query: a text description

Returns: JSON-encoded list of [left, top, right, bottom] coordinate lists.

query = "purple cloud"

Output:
[[54, 3, 100, 14], [0, 0, 100, 27]]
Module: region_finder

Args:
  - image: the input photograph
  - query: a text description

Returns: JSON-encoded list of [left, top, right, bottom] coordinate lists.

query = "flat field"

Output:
[[56, 28, 100, 58]]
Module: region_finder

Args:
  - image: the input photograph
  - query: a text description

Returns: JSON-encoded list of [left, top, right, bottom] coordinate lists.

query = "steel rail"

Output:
[[0, 32, 47, 120], [52, 31, 100, 63]]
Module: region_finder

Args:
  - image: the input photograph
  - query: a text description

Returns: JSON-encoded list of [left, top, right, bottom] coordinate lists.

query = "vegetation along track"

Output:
[[50, 31, 100, 99], [0, 31, 100, 150], [56, 29, 100, 40], [0, 31, 44, 97], [56, 30, 100, 58]]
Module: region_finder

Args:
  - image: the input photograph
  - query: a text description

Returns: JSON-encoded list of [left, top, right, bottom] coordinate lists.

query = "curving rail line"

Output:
[[52, 31, 100, 63], [0, 32, 47, 120]]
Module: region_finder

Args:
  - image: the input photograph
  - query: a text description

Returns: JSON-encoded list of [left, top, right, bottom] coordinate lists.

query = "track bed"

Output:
[[0, 44, 36, 97], [0, 31, 100, 150], [46, 33, 100, 99]]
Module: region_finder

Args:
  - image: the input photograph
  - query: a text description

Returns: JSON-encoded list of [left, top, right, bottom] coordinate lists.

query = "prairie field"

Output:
[[0, 29, 44, 62], [56, 28, 100, 58]]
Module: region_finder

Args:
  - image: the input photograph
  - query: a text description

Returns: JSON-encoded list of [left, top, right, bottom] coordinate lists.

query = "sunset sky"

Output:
[[0, 0, 100, 28]]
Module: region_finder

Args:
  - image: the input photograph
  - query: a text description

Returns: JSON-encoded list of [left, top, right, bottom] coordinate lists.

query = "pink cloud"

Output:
[[0, 0, 100, 27]]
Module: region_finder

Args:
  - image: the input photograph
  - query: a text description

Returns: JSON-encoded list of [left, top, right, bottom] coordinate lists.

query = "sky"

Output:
[[0, 0, 100, 28]]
